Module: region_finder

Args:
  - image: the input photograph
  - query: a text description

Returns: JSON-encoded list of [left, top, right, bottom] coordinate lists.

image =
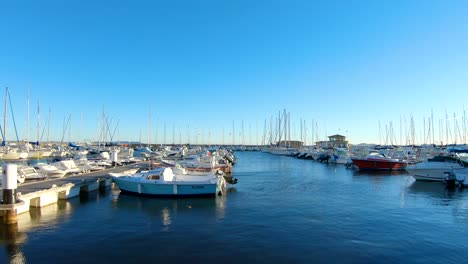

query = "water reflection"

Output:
[[0, 198, 76, 263], [407, 181, 463, 197], [407, 181, 468, 225], [0, 224, 27, 264], [161, 207, 171, 231], [17, 200, 74, 233], [111, 185, 230, 229]]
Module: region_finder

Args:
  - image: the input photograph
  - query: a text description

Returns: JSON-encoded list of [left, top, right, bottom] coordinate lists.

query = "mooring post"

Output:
[[2, 163, 18, 224], [111, 150, 118, 167]]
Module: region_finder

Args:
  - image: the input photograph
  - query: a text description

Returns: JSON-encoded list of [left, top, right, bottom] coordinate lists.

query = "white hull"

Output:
[[407, 161, 465, 182], [111, 167, 226, 197], [37, 164, 69, 178], [41, 150, 53, 157], [27, 151, 43, 159], [2, 152, 21, 160]]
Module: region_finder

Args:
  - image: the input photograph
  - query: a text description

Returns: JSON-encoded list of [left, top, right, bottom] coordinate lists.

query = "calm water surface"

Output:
[[1, 152, 468, 263]]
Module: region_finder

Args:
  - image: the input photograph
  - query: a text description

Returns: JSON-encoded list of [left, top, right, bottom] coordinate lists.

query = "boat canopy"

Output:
[[163, 167, 174, 181], [448, 148, 468, 153]]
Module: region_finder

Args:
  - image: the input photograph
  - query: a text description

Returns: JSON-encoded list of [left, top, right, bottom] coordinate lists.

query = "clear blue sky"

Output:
[[1, 0, 468, 145]]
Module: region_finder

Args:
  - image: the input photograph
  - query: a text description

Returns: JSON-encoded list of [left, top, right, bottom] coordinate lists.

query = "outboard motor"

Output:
[[443, 171, 457, 187]]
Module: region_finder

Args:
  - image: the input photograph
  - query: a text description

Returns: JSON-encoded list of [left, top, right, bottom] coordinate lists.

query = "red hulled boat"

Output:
[[350, 152, 407, 171]]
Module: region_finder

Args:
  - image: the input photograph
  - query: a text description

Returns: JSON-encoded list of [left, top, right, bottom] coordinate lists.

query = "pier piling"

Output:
[[1, 164, 18, 224]]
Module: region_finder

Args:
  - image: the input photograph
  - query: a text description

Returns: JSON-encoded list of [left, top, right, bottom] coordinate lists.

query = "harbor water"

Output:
[[1, 151, 468, 263]]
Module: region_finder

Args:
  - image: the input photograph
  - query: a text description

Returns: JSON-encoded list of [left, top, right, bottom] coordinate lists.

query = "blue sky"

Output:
[[1, 0, 468, 145]]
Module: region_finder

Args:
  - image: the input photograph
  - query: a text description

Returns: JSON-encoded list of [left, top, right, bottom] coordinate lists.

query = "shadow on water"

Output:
[[407, 180, 466, 197], [352, 170, 409, 177], [407, 181, 468, 224], [110, 186, 228, 215], [112, 193, 217, 211], [78, 187, 109, 204], [225, 186, 237, 194]]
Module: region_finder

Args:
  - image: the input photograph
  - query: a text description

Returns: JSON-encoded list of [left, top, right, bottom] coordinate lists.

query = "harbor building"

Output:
[[316, 134, 348, 148]]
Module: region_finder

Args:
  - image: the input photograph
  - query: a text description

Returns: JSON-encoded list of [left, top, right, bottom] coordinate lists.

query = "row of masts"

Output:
[[92, 108, 468, 147], [3, 86, 58, 148], [1, 88, 322, 147], [112, 108, 325, 147], [380, 109, 468, 146], [3, 86, 468, 147]]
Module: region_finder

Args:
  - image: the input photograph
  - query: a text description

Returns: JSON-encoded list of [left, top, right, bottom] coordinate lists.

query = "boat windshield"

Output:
[[147, 174, 160, 180]]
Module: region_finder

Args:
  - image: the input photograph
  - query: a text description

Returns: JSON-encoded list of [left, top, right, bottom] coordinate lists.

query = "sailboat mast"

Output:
[[185, 121, 189, 145], [69, 113, 72, 143], [148, 105, 151, 148], [27, 86, 30, 149], [288, 112, 291, 147], [431, 109, 435, 145], [79, 112, 82, 144], [37, 100, 40, 145], [249, 122, 251, 147], [164, 121, 166, 145], [4, 87, 8, 144], [47, 108, 50, 143]]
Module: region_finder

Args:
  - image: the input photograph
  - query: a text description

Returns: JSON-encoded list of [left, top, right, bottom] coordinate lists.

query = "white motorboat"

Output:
[[18, 164, 47, 181], [74, 158, 106, 172], [406, 155, 467, 182], [36, 163, 69, 178], [52, 159, 81, 174], [110, 167, 226, 197]]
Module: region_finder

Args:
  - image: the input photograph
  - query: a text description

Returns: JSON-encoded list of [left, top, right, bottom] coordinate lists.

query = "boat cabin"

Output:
[[316, 134, 348, 148]]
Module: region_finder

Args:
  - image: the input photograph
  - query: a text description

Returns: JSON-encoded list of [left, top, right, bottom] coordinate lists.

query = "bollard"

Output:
[[2, 164, 18, 225], [3, 164, 17, 204], [111, 151, 118, 167]]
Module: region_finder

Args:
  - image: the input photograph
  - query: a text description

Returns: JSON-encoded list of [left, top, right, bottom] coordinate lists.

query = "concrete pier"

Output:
[[0, 162, 145, 224]]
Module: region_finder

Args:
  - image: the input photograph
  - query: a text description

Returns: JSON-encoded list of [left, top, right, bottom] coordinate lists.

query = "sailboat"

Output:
[[1, 87, 28, 160], [27, 100, 45, 159]]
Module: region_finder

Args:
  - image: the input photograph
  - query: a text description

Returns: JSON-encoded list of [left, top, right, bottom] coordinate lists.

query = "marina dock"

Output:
[[0, 162, 146, 224]]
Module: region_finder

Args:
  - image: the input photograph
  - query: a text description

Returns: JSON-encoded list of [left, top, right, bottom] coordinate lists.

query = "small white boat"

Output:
[[74, 158, 106, 172], [51, 159, 81, 174], [406, 155, 466, 182], [36, 163, 69, 178], [110, 167, 226, 197], [18, 165, 47, 181], [2, 149, 28, 160]]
